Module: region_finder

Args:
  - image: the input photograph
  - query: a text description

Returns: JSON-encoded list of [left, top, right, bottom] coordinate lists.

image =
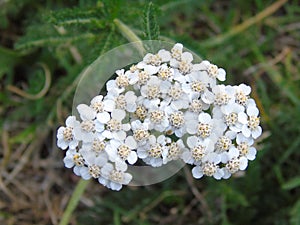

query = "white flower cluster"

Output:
[[57, 43, 262, 190]]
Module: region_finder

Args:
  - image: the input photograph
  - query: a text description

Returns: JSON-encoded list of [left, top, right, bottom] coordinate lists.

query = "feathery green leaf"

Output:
[[142, 2, 160, 41]]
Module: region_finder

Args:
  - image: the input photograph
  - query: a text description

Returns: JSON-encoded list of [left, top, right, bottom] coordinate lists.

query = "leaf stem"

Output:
[[113, 18, 145, 54], [59, 179, 90, 225]]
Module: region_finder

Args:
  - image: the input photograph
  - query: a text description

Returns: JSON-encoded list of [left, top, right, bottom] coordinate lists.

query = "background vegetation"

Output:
[[0, 0, 300, 224]]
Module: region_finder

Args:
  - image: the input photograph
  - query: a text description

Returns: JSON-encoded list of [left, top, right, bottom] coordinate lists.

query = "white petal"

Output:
[[144, 65, 159, 75], [240, 84, 251, 95], [98, 177, 108, 186], [217, 68, 226, 81], [57, 139, 68, 150], [101, 163, 113, 176], [238, 112, 248, 124], [103, 99, 115, 112], [80, 167, 91, 180], [125, 136, 137, 149], [137, 149, 148, 159], [113, 130, 126, 141], [222, 169, 231, 179], [115, 160, 127, 171], [247, 106, 259, 117], [158, 49, 171, 62], [73, 166, 81, 176], [122, 123, 131, 131], [97, 112, 110, 123], [102, 130, 113, 139], [77, 104, 96, 120], [186, 136, 198, 148], [198, 113, 211, 123], [252, 126, 262, 139], [65, 116, 77, 127], [228, 147, 239, 158], [110, 182, 122, 191], [225, 130, 237, 139], [112, 109, 125, 120], [123, 173, 132, 184], [213, 169, 224, 180], [127, 151, 138, 164], [239, 157, 248, 170], [181, 52, 193, 62], [192, 166, 203, 179], [201, 91, 214, 104], [242, 126, 251, 137], [247, 147, 257, 160], [69, 140, 79, 149], [63, 157, 74, 168]]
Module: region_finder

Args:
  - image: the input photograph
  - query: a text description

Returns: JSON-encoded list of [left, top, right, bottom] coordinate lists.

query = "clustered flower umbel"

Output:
[[57, 43, 262, 191]]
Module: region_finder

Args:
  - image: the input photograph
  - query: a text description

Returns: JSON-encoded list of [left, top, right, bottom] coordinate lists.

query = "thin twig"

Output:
[[183, 166, 212, 222]]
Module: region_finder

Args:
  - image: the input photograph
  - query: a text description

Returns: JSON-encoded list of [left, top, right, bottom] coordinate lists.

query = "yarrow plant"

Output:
[[57, 43, 262, 191]]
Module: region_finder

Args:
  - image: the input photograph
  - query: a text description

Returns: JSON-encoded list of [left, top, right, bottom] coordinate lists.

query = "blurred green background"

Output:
[[0, 0, 300, 224]]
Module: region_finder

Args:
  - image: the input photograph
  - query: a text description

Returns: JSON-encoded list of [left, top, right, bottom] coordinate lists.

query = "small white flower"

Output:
[[101, 109, 131, 141], [192, 156, 223, 180], [140, 76, 162, 107], [186, 112, 215, 138], [137, 135, 170, 167], [222, 156, 248, 179], [188, 98, 210, 114], [108, 91, 137, 112], [73, 104, 96, 143], [170, 51, 194, 75], [239, 105, 262, 139], [79, 149, 108, 180], [236, 133, 257, 160], [171, 43, 183, 60], [165, 108, 187, 137], [163, 139, 186, 164], [99, 162, 132, 191], [213, 102, 244, 133], [106, 79, 125, 95], [131, 120, 150, 145], [90, 95, 105, 113], [182, 136, 214, 165], [63, 149, 85, 176], [234, 84, 251, 106], [144, 103, 169, 132], [106, 136, 138, 165], [194, 60, 226, 84], [57, 116, 80, 150], [182, 71, 210, 95], [157, 64, 174, 81], [212, 85, 235, 107], [94, 110, 110, 133]]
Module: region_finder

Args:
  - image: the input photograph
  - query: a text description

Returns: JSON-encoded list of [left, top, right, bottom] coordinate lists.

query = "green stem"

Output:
[[59, 179, 90, 225], [113, 18, 145, 55]]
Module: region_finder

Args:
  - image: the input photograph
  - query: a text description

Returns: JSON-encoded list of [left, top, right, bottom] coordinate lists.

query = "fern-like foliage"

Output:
[[47, 5, 106, 29], [142, 2, 160, 41]]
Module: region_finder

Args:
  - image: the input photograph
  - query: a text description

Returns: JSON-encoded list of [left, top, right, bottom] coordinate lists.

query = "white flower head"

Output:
[[58, 42, 262, 188]]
